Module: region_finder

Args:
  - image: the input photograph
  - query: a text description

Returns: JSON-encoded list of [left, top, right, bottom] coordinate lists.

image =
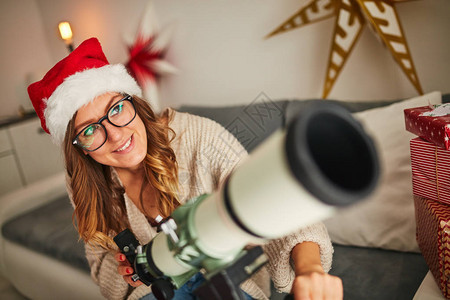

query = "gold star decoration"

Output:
[[267, 0, 423, 98]]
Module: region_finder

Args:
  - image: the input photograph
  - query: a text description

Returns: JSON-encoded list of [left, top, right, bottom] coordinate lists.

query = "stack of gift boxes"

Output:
[[404, 103, 450, 298]]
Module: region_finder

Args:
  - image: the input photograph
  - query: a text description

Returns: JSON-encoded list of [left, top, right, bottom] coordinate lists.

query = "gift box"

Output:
[[410, 137, 450, 205], [442, 223, 450, 298], [404, 104, 450, 150], [414, 195, 450, 298]]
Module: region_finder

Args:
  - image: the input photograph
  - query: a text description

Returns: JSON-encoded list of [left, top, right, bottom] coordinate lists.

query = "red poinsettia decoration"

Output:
[[126, 35, 163, 87], [124, 0, 177, 112]]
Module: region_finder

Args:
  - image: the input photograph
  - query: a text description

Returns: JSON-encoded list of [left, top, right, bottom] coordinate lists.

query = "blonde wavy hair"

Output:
[[63, 95, 179, 250]]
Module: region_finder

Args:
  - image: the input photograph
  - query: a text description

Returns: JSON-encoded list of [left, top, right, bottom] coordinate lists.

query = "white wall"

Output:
[[1, 0, 449, 118], [0, 0, 53, 118]]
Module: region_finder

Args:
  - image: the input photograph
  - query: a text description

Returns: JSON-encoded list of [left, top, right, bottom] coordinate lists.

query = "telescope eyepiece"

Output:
[[285, 102, 379, 206]]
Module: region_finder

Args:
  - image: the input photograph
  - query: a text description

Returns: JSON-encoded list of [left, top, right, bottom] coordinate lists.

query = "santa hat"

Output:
[[28, 37, 142, 145]]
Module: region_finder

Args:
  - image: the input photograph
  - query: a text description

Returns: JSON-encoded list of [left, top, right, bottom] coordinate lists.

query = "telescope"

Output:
[[114, 101, 380, 299]]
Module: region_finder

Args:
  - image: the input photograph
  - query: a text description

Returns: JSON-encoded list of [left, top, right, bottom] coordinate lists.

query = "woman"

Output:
[[28, 38, 342, 300]]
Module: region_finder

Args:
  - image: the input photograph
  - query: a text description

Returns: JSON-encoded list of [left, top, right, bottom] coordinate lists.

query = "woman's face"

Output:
[[74, 92, 147, 171]]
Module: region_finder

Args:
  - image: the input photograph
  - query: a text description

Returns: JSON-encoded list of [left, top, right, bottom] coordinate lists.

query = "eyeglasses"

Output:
[[72, 94, 137, 152]]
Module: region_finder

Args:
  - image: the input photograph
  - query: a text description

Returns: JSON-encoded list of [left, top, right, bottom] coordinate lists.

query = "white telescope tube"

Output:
[[194, 101, 379, 257], [226, 102, 379, 239], [227, 130, 336, 238], [150, 102, 379, 277]]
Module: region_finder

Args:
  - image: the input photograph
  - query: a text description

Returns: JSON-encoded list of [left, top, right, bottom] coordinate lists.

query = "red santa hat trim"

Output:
[[28, 38, 142, 145]]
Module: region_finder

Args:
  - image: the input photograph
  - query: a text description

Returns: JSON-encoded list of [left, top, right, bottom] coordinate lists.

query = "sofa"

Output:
[[1, 92, 449, 300]]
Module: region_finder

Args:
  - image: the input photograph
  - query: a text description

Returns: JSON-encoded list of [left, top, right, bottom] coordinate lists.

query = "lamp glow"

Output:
[[58, 22, 73, 41], [58, 22, 74, 52]]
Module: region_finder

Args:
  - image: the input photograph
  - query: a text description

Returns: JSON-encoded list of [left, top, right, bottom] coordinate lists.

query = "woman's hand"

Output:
[[291, 269, 343, 300], [114, 252, 143, 287]]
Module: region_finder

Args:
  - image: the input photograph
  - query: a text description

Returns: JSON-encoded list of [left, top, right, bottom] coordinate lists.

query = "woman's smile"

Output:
[[114, 135, 134, 153]]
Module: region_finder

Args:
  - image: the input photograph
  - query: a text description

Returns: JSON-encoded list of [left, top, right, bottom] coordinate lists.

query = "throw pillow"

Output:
[[323, 91, 442, 252]]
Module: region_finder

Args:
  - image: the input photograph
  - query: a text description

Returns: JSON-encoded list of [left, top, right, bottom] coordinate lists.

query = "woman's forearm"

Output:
[[291, 241, 324, 275], [290, 241, 343, 299]]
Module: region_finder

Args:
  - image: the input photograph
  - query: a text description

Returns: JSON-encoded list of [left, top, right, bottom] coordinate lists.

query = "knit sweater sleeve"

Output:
[[85, 245, 131, 300], [199, 118, 248, 186], [85, 241, 154, 300], [175, 111, 249, 194], [262, 222, 334, 294], [64, 190, 130, 299], [66, 176, 148, 300]]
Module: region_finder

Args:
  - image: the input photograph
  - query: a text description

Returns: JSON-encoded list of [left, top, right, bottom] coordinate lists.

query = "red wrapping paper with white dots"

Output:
[[410, 137, 450, 205], [405, 105, 450, 150], [414, 195, 450, 299]]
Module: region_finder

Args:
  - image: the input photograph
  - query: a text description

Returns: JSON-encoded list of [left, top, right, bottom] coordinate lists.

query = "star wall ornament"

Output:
[[125, 0, 177, 112], [267, 0, 423, 98]]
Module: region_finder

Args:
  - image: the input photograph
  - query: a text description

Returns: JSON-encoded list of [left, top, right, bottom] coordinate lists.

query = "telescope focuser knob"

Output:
[[160, 217, 179, 244]]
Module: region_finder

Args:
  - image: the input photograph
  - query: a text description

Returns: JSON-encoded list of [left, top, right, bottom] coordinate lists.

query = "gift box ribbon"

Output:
[[435, 146, 442, 201]]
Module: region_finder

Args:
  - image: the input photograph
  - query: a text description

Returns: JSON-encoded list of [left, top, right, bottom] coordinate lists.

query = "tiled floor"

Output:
[[0, 275, 28, 300]]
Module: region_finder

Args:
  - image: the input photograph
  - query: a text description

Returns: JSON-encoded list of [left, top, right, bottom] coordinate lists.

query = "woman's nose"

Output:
[[104, 122, 124, 143]]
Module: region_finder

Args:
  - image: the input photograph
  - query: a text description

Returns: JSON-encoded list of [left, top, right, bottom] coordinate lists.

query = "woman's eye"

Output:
[[83, 125, 96, 136], [110, 102, 124, 116]]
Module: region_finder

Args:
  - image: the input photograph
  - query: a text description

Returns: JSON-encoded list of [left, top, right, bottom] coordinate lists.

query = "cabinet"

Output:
[[0, 127, 23, 194], [0, 117, 64, 196]]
